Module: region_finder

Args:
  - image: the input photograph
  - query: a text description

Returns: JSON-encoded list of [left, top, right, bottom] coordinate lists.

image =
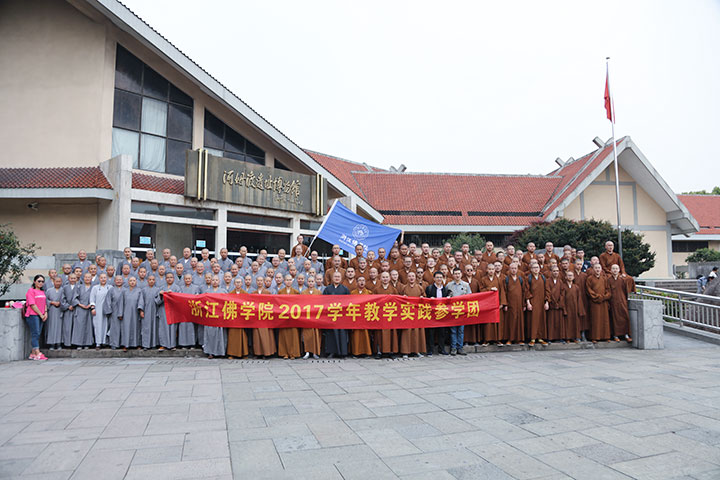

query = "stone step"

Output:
[[43, 340, 631, 359]]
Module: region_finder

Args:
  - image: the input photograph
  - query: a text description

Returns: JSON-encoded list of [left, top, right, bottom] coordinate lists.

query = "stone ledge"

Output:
[[663, 322, 720, 346], [42, 340, 631, 359]]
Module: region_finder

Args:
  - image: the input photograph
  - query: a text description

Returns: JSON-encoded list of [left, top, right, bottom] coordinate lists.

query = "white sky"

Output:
[[123, 0, 720, 193]]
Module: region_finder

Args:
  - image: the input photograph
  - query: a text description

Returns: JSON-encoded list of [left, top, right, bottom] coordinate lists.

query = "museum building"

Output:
[[0, 0, 708, 281]]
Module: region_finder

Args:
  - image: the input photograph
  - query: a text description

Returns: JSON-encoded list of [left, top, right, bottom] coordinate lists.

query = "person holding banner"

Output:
[[373, 271, 399, 358], [301, 276, 323, 359], [425, 271, 450, 355], [446, 268, 471, 356], [501, 263, 526, 345], [399, 271, 426, 358], [226, 278, 250, 358], [349, 275, 374, 357], [251, 280, 276, 359], [480, 263, 502, 346], [277, 275, 301, 359], [322, 271, 350, 358], [178, 273, 199, 348]]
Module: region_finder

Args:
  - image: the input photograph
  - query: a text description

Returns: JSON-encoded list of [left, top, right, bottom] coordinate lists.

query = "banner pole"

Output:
[[306, 199, 339, 258]]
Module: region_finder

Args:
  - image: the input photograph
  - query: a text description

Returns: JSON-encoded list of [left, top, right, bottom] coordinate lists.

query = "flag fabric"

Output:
[[604, 71, 614, 122], [314, 200, 401, 256]]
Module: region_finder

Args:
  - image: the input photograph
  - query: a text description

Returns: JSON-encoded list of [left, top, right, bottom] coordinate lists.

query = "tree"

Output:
[[682, 186, 720, 195], [443, 233, 486, 254], [507, 219, 655, 277], [0, 224, 37, 296], [686, 248, 720, 263]]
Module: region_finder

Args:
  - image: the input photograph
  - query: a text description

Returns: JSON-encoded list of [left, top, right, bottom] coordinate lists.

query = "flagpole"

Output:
[[607, 57, 623, 259], [304, 199, 338, 258]]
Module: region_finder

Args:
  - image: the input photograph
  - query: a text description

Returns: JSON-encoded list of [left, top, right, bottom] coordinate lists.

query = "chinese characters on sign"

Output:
[[222, 170, 302, 207], [163, 292, 499, 330]]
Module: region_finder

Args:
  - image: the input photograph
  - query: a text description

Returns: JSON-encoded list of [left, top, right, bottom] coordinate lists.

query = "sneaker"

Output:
[[313, 354, 320, 359], [28, 353, 38, 360], [457, 348, 467, 356], [36, 353, 47, 361], [439, 348, 449, 355], [450, 348, 457, 356], [302, 352, 310, 360]]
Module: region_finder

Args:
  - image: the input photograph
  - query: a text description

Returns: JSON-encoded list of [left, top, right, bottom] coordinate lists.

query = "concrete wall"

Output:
[[0, 0, 112, 167], [0, 199, 99, 282], [564, 166, 672, 278]]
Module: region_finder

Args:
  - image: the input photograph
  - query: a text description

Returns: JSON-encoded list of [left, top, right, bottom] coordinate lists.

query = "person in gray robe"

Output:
[[202, 276, 227, 358], [45, 276, 65, 348], [71, 273, 95, 348], [178, 273, 200, 347], [120, 277, 142, 350], [138, 275, 160, 349], [60, 273, 78, 348], [156, 272, 180, 350], [135, 267, 149, 289], [90, 273, 110, 348], [103, 275, 125, 349]]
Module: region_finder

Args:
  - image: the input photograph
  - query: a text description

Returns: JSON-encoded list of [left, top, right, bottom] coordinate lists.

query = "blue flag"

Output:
[[315, 200, 401, 256]]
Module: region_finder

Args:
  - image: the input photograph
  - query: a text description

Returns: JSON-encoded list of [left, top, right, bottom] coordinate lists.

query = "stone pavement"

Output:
[[1, 332, 719, 480]]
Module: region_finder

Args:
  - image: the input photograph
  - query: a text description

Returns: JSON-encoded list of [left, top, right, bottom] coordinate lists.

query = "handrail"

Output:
[[632, 285, 720, 333]]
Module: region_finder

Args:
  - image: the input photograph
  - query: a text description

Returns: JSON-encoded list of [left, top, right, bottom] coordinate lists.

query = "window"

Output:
[[131, 201, 215, 220], [672, 240, 709, 253], [227, 212, 290, 228], [204, 110, 265, 165], [300, 220, 323, 230], [227, 229, 289, 255], [192, 227, 216, 256], [130, 221, 157, 258], [112, 45, 193, 176]]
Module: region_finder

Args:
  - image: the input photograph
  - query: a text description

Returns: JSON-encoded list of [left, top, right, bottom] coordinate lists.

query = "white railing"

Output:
[[632, 285, 720, 333]]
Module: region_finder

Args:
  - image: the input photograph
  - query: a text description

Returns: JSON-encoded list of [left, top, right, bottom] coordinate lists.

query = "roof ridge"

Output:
[[352, 171, 561, 178], [304, 149, 384, 171]]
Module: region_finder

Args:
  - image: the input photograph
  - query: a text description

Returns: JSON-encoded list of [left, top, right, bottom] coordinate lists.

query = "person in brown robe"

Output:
[[545, 265, 566, 343], [277, 275, 301, 359], [342, 266, 358, 292], [599, 241, 626, 274], [252, 280, 276, 358], [349, 276, 374, 356], [500, 263, 525, 345], [374, 271, 399, 357], [608, 264, 632, 342], [226, 278, 250, 358], [300, 276, 323, 359], [325, 255, 347, 286], [562, 270, 584, 342], [543, 242, 561, 265], [573, 259, 591, 340], [480, 263, 502, 346], [325, 245, 347, 271], [292, 234, 309, 257], [524, 262, 549, 346], [481, 242, 497, 266], [521, 242, 537, 273], [348, 244, 365, 272], [399, 272, 426, 357], [585, 264, 612, 342]]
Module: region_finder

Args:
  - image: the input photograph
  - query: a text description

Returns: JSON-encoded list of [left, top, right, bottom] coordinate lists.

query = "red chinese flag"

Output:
[[604, 72, 614, 122]]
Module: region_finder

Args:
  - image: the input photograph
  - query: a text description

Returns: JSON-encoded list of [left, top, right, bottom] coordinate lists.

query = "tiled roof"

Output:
[[0, 167, 112, 189], [351, 172, 561, 226], [305, 150, 384, 200], [677, 195, 720, 235], [132, 172, 184, 195]]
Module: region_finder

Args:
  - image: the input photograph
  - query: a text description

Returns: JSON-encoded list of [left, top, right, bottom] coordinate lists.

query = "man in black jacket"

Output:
[[425, 271, 450, 355]]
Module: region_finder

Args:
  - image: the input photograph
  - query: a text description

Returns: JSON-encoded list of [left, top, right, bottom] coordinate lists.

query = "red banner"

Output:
[[163, 291, 499, 329]]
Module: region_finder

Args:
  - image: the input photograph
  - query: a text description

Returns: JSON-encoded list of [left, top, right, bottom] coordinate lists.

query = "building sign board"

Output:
[[185, 149, 326, 216]]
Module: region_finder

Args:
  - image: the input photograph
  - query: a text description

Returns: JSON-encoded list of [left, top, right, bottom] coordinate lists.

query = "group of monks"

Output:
[[39, 235, 634, 359]]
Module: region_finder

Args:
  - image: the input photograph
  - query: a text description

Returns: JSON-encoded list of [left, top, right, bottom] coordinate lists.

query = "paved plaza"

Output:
[[1, 332, 719, 480]]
